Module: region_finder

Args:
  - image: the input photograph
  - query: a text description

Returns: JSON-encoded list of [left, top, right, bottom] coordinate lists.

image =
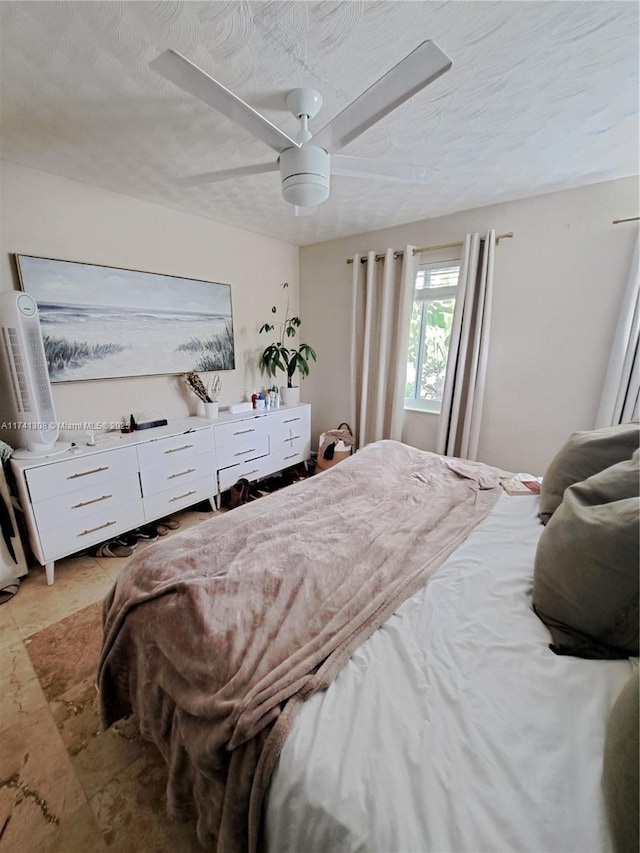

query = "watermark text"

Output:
[[1, 421, 127, 431]]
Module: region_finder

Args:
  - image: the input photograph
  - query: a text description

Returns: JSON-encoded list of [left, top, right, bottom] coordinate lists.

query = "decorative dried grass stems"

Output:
[[185, 371, 222, 403], [208, 373, 222, 401]]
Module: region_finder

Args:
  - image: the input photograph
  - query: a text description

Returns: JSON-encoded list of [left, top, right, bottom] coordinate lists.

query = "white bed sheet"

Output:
[[266, 494, 636, 853]]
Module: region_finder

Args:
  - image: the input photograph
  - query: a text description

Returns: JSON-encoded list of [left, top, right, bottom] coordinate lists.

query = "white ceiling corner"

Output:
[[0, 0, 638, 247]]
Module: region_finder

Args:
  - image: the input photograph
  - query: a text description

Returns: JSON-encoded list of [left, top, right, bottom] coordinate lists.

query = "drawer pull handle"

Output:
[[170, 490, 197, 502], [284, 453, 299, 461], [168, 468, 196, 479], [233, 428, 255, 435], [72, 494, 112, 509], [164, 444, 194, 454], [67, 466, 109, 479], [283, 418, 300, 423], [235, 448, 256, 456], [243, 469, 259, 477], [78, 520, 116, 537]]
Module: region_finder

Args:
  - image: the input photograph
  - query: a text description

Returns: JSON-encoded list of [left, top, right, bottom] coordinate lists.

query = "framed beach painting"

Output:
[[15, 255, 235, 382]]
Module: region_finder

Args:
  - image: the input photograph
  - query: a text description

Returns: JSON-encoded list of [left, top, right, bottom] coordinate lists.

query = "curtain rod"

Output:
[[346, 232, 514, 264], [612, 216, 640, 224]]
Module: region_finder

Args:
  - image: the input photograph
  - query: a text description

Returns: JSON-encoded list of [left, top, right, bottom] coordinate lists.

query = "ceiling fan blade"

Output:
[[150, 50, 300, 154], [177, 162, 278, 188], [312, 41, 451, 154], [331, 155, 428, 184]]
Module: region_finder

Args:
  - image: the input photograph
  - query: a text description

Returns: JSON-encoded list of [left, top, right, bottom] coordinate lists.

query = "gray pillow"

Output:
[[539, 422, 639, 525], [532, 451, 640, 659], [602, 669, 639, 853]]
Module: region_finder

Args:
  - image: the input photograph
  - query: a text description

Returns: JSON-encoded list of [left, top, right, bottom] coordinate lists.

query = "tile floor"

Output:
[[0, 505, 216, 852]]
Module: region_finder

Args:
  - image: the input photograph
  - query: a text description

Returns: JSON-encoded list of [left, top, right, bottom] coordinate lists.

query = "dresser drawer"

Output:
[[215, 430, 269, 469], [271, 411, 311, 442], [217, 456, 273, 492], [143, 474, 215, 520], [25, 446, 138, 502], [214, 418, 268, 448], [269, 408, 311, 444], [270, 440, 311, 472], [140, 452, 215, 497], [269, 408, 311, 470], [39, 498, 145, 563], [33, 474, 141, 532], [136, 428, 212, 469]]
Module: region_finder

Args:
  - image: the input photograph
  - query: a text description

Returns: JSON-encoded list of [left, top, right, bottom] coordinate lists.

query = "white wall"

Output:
[[301, 177, 639, 474], [0, 162, 299, 441]]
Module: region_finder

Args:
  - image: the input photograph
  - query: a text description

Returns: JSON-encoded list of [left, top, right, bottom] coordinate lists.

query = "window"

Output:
[[405, 260, 460, 413]]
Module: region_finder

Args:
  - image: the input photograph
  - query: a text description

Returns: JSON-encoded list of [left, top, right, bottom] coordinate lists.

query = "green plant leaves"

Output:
[[259, 291, 315, 383], [298, 343, 317, 362], [260, 341, 317, 381], [261, 342, 287, 376]]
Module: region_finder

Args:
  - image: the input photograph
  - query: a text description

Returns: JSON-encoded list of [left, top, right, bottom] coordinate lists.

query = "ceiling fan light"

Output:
[[282, 175, 330, 207], [280, 144, 330, 207]]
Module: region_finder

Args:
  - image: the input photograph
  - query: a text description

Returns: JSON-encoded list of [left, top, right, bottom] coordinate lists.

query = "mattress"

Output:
[[266, 493, 636, 853]]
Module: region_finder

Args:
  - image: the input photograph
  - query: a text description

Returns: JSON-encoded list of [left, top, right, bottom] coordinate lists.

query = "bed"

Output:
[[98, 437, 638, 853]]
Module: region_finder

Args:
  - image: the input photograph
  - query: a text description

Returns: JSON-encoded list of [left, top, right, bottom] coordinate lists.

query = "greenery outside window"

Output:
[[405, 260, 460, 413]]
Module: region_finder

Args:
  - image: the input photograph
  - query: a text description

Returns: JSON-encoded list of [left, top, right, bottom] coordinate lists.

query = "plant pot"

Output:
[[280, 386, 300, 406], [202, 401, 219, 420]]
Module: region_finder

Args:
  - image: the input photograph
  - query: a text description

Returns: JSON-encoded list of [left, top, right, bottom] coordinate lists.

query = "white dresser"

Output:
[[213, 404, 310, 493], [11, 405, 311, 584], [11, 418, 215, 585]]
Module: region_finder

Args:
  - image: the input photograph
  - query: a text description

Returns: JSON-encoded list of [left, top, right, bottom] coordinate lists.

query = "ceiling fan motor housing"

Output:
[[280, 144, 330, 207]]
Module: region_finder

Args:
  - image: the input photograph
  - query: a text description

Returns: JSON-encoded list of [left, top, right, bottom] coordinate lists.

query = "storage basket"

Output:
[[316, 423, 353, 472]]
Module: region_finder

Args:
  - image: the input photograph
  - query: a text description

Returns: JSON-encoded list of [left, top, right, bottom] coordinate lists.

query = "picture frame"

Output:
[[15, 254, 235, 383]]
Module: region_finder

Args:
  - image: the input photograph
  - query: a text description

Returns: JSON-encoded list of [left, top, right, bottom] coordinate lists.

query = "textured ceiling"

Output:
[[1, 1, 638, 247]]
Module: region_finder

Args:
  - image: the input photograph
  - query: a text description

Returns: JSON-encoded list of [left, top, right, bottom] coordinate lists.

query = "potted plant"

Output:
[[259, 283, 316, 405]]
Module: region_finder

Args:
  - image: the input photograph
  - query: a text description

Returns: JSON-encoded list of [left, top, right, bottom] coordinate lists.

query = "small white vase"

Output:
[[280, 386, 300, 406], [203, 401, 219, 420]]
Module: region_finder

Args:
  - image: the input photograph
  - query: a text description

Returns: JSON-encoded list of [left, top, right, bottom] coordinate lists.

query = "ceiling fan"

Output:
[[150, 42, 452, 208]]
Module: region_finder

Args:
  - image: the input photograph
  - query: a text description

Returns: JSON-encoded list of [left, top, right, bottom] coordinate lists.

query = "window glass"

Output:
[[405, 262, 460, 412]]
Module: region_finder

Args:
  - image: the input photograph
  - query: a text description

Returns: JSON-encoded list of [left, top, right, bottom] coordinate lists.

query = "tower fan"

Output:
[[0, 291, 66, 457]]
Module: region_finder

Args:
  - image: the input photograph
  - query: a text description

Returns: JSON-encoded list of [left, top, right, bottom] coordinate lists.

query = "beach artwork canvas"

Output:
[[16, 255, 235, 382]]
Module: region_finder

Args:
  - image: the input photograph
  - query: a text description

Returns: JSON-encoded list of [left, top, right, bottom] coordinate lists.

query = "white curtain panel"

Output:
[[350, 246, 416, 447], [436, 230, 496, 460], [595, 232, 640, 427]]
